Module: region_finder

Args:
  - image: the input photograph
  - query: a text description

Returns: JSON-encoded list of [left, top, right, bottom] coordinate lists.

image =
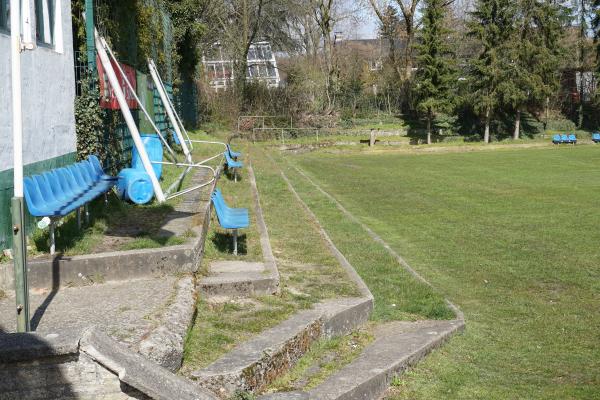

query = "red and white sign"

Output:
[[97, 55, 138, 110]]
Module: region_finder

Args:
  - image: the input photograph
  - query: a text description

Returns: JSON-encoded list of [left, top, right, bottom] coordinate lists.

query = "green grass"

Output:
[[182, 144, 361, 372], [275, 145, 600, 399], [268, 149, 453, 321]]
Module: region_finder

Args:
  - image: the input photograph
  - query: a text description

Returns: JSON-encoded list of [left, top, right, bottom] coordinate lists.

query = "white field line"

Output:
[[263, 152, 373, 300]]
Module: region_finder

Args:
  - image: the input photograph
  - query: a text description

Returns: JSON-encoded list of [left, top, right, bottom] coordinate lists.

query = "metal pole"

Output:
[[233, 229, 238, 256], [10, 0, 30, 332], [85, 0, 96, 73], [149, 60, 193, 158], [94, 29, 166, 202]]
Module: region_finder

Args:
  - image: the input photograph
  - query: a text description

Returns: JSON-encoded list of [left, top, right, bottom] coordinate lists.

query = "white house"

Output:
[[0, 0, 76, 249]]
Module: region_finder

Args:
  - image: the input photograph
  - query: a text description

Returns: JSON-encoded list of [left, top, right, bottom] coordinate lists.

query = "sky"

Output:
[[333, 8, 379, 40]]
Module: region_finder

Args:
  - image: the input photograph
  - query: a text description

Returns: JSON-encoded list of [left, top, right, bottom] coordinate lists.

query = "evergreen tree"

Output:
[[594, 0, 600, 73], [468, 0, 515, 143], [414, 0, 456, 145], [500, 0, 567, 139]]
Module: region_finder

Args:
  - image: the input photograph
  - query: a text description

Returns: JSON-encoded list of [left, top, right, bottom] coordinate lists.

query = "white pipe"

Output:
[[150, 59, 193, 150], [148, 60, 192, 162], [94, 29, 166, 202], [10, 0, 23, 198], [101, 38, 179, 163]]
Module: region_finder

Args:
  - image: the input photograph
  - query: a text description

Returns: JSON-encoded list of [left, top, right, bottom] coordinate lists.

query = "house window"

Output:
[[0, 0, 9, 32], [35, 0, 54, 46]]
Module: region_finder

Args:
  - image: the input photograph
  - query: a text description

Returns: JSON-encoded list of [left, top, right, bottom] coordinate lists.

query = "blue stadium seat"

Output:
[[568, 134, 577, 144], [227, 144, 241, 160], [592, 133, 600, 143], [22, 156, 116, 254], [560, 134, 569, 144], [211, 189, 249, 255], [552, 134, 561, 144]]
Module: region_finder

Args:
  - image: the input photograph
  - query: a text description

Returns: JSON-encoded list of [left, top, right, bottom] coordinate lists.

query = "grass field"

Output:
[[275, 145, 600, 399]]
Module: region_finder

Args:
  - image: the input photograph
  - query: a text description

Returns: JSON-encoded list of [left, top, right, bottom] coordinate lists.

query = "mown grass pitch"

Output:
[[281, 145, 600, 399]]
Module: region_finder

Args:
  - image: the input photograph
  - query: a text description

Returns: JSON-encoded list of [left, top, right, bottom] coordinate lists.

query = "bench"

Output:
[[23, 155, 116, 254], [224, 151, 243, 182], [592, 133, 600, 143], [553, 134, 577, 145], [211, 189, 249, 255]]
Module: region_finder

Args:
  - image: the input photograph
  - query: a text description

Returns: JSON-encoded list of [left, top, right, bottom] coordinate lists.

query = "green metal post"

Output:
[[12, 197, 30, 332], [85, 0, 96, 73]]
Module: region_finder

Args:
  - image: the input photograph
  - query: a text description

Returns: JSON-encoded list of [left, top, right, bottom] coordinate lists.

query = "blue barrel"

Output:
[[117, 168, 154, 205], [132, 134, 163, 180]]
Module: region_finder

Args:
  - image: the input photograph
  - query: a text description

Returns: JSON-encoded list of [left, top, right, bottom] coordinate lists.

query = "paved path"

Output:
[[0, 276, 177, 346]]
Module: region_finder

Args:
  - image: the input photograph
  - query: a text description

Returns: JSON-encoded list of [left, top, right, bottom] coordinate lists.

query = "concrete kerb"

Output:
[[0, 167, 221, 293], [190, 297, 372, 399], [137, 275, 198, 372], [247, 161, 280, 292]]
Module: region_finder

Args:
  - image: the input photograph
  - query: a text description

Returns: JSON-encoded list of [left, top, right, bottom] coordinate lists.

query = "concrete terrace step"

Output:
[[305, 319, 465, 400], [190, 297, 372, 399], [198, 260, 279, 299]]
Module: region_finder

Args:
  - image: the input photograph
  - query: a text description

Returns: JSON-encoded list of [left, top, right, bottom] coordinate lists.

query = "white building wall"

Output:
[[0, 0, 76, 173]]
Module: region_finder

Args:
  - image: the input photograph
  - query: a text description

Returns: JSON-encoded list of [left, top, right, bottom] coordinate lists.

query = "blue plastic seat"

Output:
[[592, 133, 600, 143], [552, 134, 561, 144], [227, 144, 241, 159], [211, 191, 249, 230], [24, 177, 59, 217], [560, 134, 568, 144], [224, 151, 243, 169], [213, 189, 248, 216], [568, 134, 577, 144], [88, 155, 116, 181]]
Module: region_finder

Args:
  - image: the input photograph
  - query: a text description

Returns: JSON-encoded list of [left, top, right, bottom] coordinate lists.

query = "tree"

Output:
[[499, 0, 567, 139], [216, 0, 290, 97], [593, 0, 600, 73], [414, 0, 456, 144], [468, 0, 515, 143], [368, 0, 421, 80]]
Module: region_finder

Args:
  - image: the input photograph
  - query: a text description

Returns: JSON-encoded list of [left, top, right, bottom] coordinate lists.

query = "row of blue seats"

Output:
[[552, 134, 577, 144], [592, 133, 600, 143], [24, 155, 116, 217]]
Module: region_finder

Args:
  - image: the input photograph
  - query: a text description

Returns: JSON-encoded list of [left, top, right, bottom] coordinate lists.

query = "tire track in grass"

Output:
[[284, 159, 464, 321], [262, 148, 453, 321]]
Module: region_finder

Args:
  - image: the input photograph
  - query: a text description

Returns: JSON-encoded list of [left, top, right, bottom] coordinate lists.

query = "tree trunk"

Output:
[[513, 109, 521, 140], [484, 107, 491, 144], [427, 111, 432, 145]]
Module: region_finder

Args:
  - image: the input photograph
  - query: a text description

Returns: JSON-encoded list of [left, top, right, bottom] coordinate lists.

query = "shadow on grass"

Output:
[[211, 231, 248, 255], [224, 168, 243, 182], [31, 192, 192, 255]]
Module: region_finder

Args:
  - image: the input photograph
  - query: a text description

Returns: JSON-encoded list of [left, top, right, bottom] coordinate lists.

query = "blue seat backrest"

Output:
[[33, 175, 57, 205], [23, 177, 47, 216], [68, 165, 88, 189], [560, 134, 568, 141], [553, 134, 560, 141], [568, 134, 576, 141], [57, 168, 80, 196], [44, 171, 68, 202], [88, 155, 105, 176]]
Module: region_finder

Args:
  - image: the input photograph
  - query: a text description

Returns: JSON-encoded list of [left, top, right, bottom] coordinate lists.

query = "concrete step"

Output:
[[198, 260, 279, 299], [189, 297, 372, 399], [305, 319, 465, 400]]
